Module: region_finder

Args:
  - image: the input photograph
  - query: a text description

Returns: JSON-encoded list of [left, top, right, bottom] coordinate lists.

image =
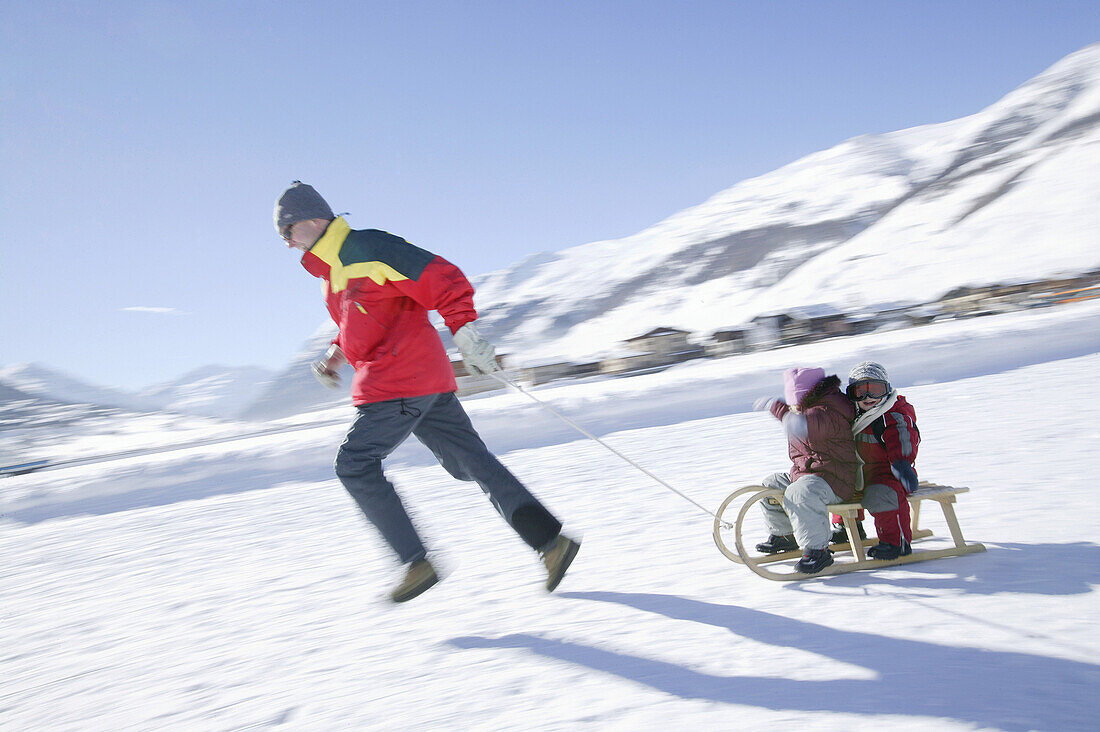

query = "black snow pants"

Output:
[[334, 391, 562, 563]]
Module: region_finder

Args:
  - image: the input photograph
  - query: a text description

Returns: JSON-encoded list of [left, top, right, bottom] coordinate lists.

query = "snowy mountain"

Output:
[[0, 377, 169, 465], [0, 362, 161, 413], [467, 43, 1100, 364], [0, 379, 113, 433], [0, 362, 274, 421], [238, 323, 350, 421], [239, 44, 1100, 422], [137, 365, 275, 420]]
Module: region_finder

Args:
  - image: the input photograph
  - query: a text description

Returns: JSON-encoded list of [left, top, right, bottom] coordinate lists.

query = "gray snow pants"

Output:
[[759, 472, 842, 551], [334, 391, 562, 564]]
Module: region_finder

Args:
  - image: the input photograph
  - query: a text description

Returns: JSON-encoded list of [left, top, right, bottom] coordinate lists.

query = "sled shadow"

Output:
[[809, 542, 1100, 597], [448, 591, 1099, 731]]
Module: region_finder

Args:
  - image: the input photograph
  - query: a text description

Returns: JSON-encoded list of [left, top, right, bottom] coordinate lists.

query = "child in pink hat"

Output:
[[752, 366, 859, 574]]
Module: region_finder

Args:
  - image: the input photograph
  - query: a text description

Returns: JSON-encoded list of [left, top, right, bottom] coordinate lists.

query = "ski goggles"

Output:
[[847, 381, 889, 400]]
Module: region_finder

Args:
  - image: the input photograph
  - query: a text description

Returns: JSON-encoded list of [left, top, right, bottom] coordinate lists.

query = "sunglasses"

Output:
[[280, 224, 294, 242], [847, 381, 889, 400]]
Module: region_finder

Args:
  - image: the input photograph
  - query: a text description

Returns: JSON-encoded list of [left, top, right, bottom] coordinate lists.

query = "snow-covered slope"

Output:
[[4, 301, 1099, 730], [0, 380, 123, 455], [14, 298, 1100, 505], [469, 43, 1100, 363], [774, 42, 1100, 310]]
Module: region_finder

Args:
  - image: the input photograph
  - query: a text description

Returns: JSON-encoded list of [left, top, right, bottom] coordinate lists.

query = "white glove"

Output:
[[311, 344, 345, 390], [452, 323, 500, 376], [753, 397, 778, 412]]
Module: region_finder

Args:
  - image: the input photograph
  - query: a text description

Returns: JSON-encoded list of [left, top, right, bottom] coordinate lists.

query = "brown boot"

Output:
[[541, 535, 580, 592], [390, 559, 439, 603]]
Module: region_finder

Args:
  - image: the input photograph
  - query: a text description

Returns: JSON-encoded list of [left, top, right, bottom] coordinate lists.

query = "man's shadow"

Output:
[[448, 591, 1098, 730]]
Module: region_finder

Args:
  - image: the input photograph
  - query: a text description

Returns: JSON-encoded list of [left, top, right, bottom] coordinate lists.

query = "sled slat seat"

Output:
[[829, 482, 971, 560], [830, 482, 969, 515]]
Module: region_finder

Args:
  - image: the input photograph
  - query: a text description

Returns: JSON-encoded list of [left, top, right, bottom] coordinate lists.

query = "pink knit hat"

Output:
[[784, 367, 826, 406]]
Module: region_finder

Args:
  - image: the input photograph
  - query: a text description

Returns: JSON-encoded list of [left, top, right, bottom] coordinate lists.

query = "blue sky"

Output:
[[2, 1, 1098, 390]]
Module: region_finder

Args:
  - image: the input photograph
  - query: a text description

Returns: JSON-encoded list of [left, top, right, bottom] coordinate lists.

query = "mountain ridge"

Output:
[[0, 362, 274, 421], [468, 43, 1100, 362]]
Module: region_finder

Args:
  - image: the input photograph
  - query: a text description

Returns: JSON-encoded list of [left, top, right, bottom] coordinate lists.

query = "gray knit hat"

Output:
[[848, 361, 890, 388], [273, 181, 334, 237]]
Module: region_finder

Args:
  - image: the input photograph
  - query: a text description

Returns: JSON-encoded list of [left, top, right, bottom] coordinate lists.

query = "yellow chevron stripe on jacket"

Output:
[[309, 217, 410, 293]]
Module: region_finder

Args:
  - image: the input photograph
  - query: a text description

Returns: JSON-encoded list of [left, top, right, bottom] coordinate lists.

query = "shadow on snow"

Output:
[[448, 591, 1099, 731], [1, 461, 336, 524]]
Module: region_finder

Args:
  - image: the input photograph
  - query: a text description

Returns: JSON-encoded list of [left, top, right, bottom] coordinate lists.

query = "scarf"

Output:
[[852, 390, 898, 436]]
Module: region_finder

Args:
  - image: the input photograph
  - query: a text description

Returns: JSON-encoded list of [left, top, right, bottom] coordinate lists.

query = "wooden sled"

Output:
[[712, 481, 986, 581]]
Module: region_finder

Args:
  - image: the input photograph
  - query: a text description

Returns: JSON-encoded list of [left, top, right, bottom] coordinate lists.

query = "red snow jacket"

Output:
[[856, 395, 920, 492], [770, 375, 859, 500], [300, 217, 478, 405]]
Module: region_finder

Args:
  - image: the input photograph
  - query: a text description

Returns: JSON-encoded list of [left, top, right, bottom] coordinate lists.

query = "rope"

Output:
[[485, 371, 718, 520]]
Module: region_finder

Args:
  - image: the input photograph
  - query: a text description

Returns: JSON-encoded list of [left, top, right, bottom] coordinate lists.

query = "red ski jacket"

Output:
[[300, 217, 478, 405], [856, 395, 920, 491]]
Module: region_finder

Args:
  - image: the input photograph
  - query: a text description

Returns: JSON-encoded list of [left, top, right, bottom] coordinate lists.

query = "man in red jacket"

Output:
[[274, 182, 579, 602]]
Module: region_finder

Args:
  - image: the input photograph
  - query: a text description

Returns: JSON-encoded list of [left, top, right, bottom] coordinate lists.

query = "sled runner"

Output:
[[712, 482, 985, 581]]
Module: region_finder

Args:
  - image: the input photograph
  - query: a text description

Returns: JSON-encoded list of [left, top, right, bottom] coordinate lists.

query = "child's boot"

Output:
[[755, 534, 798, 554], [830, 521, 866, 545], [867, 540, 912, 561], [795, 548, 834, 574]]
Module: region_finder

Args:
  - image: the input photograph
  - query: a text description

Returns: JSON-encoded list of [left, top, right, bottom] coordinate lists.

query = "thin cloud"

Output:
[[121, 307, 184, 315]]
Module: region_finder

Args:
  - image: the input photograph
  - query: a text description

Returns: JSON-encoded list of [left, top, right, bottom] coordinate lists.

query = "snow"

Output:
[[4, 301, 1100, 730]]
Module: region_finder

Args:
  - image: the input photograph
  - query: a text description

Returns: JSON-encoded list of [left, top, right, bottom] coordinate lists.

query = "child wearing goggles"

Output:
[[843, 361, 921, 560]]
